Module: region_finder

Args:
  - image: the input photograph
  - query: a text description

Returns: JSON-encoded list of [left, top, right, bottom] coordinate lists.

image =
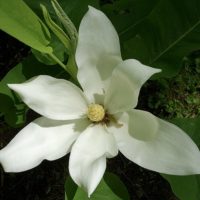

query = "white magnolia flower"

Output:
[[1, 6, 200, 196]]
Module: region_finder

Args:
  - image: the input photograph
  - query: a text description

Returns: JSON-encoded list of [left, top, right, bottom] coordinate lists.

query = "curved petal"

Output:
[[104, 59, 161, 113], [69, 124, 118, 196], [76, 6, 122, 102], [109, 112, 200, 175], [0, 117, 89, 172], [127, 109, 159, 141], [8, 75, 88, 120]]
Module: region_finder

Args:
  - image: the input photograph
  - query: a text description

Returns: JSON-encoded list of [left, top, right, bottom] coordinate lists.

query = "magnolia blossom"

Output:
[[1, 6, 200, 196]]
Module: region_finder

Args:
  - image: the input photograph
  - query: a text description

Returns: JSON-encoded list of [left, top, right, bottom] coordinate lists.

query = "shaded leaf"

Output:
[[101, 0, 159, 41], [0, 55, 67, 126], [0, 94, 20, 127], [32, 34, 66, 66], [162, 118, 200, 200], [65, 173, 130, 200], [24, 0, 99, 28], [41, 4, 71, 50], [24, 0, 99, 79], [104, 173, 130, 200], [51, 0, 77, 50], [121, 0, 200, 77]]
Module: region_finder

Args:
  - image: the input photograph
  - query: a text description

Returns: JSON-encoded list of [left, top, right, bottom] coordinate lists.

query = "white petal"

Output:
[[127, 109, 159, 141], [76, 6, 122, 102], [8, 75, 88, 120], [109, 112, 200, 175], [104, 59, 161, 113], [0, 117, 89, 172], [69, 124, 118, 196]]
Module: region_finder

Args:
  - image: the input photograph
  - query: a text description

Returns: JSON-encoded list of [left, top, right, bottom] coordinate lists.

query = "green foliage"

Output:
[[31, 33, 66, 66], [0, 0, 100, 126], [41, 4, 71, 51], [0, 0, 52, 53], [0, 55, 67, 127], [2, 0, 199, 78], [101, 0, 159, 40], [101, 0, 200, 77], [35, 3, 72, 66], [65, 173, 130, 200], [23, 0, 99, 80], [51, 0, 78, 51], [162, 117, 200, 200], [24, 0, 99, 28]]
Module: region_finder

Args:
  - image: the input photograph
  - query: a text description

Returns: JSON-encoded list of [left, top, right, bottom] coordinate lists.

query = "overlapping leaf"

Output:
[[24, 0, 99, 28], [102, 0, 200, 77], [0, 0, 52, 53], [65, 173, 130, 200], [101, 0, 159, 41], [0, 55, 67, 126], [162, 118, 200, 200]]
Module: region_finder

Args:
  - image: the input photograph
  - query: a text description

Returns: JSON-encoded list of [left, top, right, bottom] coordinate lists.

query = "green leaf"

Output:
[[65, 175, 78, 200], [101, 0, 159, 41], [0, 55, 67, 126], [0, 55, 67, 98], [24, 0, 99, 28], [31, 33, 66, 66], [0, 94, 20, 127], [51, 0, 78, 51], [24, 0, 86, 79], [65, 173, 130, 200], [50, 0, 79, 79], [53, 0, 100, 28], [121, 0, 200, 77], [162, 118, 200, 200], [104, 173, 130, 200], [171, 118, 200, 147], [0, 0, 52, 53], [40, 4, 71, 51]]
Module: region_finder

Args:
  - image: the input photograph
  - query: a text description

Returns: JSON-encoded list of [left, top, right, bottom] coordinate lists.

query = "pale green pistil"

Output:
[[87, 104, 105, 122]]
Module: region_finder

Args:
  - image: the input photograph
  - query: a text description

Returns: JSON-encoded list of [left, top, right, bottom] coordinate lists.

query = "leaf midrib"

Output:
[[118, 0, 162, 38], [150, 18, 200, 64]]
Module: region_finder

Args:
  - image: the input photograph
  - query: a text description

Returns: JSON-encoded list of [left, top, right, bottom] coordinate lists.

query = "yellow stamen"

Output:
[[87, 104, 105, 122]]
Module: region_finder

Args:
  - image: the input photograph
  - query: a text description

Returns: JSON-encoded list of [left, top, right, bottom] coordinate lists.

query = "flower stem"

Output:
[[48, 52, 78, 83]]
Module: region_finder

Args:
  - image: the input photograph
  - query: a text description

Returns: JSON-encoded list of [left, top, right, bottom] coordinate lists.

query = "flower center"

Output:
[[87, 104, 105, 122]]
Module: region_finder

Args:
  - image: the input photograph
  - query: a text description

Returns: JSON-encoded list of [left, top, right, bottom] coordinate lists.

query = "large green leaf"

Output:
[[101, 0, 159, 41], [162, 118, 200, 200], [121, 0, 200, 77], [65, 173, 130, 200], [0, 0, 52, 53]]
